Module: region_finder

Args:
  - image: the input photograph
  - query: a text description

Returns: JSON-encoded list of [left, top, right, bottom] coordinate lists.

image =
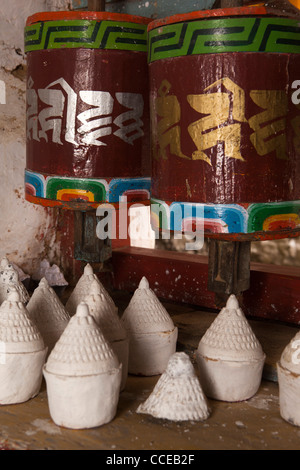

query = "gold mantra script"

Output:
[[152, 78, 298, 165]]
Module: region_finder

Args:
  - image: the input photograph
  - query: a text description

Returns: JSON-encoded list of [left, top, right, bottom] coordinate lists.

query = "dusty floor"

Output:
[[0, 293, 299, 451], [0, 375, 294, 451]]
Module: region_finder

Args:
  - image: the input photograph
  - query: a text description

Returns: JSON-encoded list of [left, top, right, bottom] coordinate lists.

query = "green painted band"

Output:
[[25, 19, 148, 53], [148, 17, 300, 62]]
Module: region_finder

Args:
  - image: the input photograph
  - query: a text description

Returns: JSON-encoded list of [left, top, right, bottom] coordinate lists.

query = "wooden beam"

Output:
[[87, 0, 105, 11], [112, 246, 300, 324]]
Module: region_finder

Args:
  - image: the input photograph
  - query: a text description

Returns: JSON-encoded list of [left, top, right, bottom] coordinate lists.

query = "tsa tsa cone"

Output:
[[66, 264, 117, 316], [84, 279, 129, 391], [137, 352, 210, 422], [27, 278, 70, 356], [0, 261, 30, 305], [43, 302, 122, 429], [121, 277, 178, 376], [0, 288, 47, 404], [277, 330, 300, 426], [196, 295, 265, 402]]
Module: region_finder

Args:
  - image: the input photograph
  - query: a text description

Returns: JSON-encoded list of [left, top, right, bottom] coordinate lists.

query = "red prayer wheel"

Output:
[[149, 5, 300, 241], [25, 11, 151, 210]]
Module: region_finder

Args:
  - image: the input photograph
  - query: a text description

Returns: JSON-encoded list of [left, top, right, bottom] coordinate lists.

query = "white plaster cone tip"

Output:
[[66, 264, 117, 316], [0, 264, 30, 305], [121, 277, 178, 376], [26, 277, 70, 356], [43, 302, 122, 429], [84, 264, 94, 276], [137, 352, 210, 422], [277, 330, 300, 426], [196, 294, 265, 402], [0, 287, 47, 404], [121, 276, 176, 335], [0, 257, 10, 270], [139, 276, 149, 290], [226, 294, 239, 310]]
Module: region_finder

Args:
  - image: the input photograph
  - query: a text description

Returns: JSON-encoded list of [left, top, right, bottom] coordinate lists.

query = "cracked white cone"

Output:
[[137, 352, 210, 422]]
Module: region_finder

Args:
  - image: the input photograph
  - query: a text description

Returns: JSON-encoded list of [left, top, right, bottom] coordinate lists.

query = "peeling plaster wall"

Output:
[[0, 0, 71, 275]]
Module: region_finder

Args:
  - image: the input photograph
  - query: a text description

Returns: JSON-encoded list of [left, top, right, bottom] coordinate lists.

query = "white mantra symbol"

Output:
[[77, 91, 114, 146], [26, 77, 145, 147], [291, 339, 300, 365]]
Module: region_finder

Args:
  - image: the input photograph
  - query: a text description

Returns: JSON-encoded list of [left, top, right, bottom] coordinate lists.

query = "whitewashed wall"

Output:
[[0, 0, 71, 274]]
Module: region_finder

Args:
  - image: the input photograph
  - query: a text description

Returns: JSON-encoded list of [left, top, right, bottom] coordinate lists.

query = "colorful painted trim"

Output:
[[25, 19, 148, 53], [150, 198, 300, 235], [108, 178, 151, 203], [24, 171, 46, 198], [46, 177, 108, 202], [25, 170, 150, 205], [151, 198, 248, 234], [148, 17, 300, 63], [247, 202, 300, 232]]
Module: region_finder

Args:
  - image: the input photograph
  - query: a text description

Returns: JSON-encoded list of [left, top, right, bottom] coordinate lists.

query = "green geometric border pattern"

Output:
[[25, 19, 148, 53], [148, 17, 300, 62]]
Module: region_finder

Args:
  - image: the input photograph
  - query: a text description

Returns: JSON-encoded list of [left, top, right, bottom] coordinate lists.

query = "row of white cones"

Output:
[[0, 257, 299, 429]]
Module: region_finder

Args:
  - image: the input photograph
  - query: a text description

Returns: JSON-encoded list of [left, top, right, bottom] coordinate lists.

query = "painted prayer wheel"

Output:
[[25, 11, 151, 210], [149, 5, 300, 241]]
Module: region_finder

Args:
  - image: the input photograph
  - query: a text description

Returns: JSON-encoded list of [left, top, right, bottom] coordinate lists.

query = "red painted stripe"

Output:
[[147, 5, 268, 31], [26, 11, 151, 26]]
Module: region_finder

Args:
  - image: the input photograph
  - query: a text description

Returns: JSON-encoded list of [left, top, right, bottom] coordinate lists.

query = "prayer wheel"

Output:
[[25, 11, 151, 210], [149, 4, 300, 242]]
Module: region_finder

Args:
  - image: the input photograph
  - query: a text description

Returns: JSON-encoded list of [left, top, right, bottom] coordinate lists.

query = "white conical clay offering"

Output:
[[277, 330, 300, 426], [0, 257, 30, 284], [32, 259, 68, 287], [26, 278, 70, 356], [84, 279, 129, 391], [0, 288, 47, 404], [0, 262, 30, 305], [137, 352, 210, 422], [43, 302, 122, 429], [196, 295, 265, 402], [65, 264, 116, 316], [121, 277, 178, 376]]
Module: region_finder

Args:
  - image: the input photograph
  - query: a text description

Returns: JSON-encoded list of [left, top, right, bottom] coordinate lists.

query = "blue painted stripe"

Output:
[[108, 177, 151, 202], [168, 202, 248, 233], [25, 170, 46, 197]]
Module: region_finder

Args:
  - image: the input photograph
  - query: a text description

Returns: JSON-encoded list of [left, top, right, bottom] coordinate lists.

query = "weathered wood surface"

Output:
[[112, 247, 300, 325]]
